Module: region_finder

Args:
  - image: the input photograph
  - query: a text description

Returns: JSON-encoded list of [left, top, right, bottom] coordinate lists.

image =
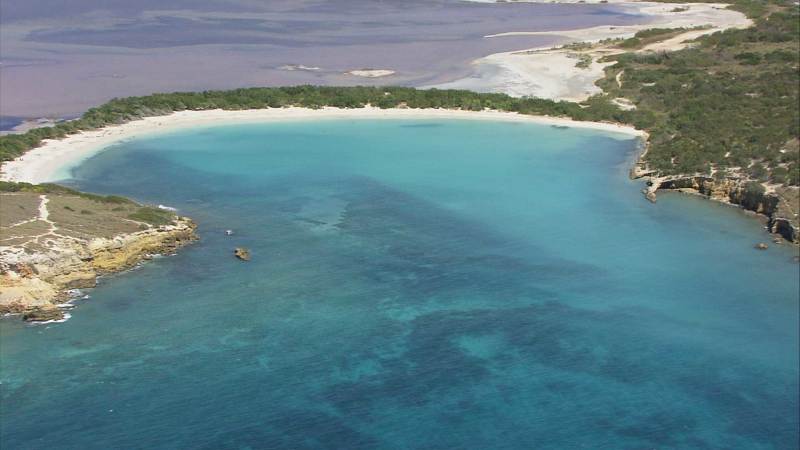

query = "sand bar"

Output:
[[0, 107, 645, 185]]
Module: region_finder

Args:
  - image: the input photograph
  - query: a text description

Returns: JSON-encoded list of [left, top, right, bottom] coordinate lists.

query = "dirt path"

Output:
[[38, 195, 51, 223]]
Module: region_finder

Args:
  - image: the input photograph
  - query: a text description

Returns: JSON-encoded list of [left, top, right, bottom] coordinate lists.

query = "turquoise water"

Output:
[[1, 119, 798, 449]]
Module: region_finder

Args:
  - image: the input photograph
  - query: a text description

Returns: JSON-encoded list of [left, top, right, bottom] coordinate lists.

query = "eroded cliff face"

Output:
[[644, 175, 798, 243], [0, 218, 197, 322]]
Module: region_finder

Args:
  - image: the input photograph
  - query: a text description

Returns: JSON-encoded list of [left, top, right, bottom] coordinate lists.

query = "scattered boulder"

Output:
[[17, 263, 36, 278], [0, 300, 28, 315], [234, 247, 251, 261], [22, 305, 64, 322], [754, 242, 769, 250]]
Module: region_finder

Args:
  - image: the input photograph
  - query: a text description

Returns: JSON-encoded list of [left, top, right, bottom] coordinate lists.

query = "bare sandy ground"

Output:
[[0, 107, 645, 185], [427, 2, 751, 101], [346, 69, 396, 78]]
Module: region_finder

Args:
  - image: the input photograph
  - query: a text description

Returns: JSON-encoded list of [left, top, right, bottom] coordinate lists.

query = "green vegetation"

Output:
[[563, 42, 594, 51], [0, 181, 177, 227], [128, 207, 174, 226], [617, 27, 695, 49], [634, 28, 687, 40], [0, 181, 135, 203], [575, 54, 593, 69], [0, 181, 176, 225], [619, 37, 642, 49], [599, 0, 799, 183]]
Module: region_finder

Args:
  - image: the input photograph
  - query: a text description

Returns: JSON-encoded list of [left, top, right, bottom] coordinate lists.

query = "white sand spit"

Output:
[[427, 2, 752, 101]]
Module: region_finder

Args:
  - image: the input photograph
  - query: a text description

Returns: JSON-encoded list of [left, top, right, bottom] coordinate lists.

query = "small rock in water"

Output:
[[234, 247, 251, 261], [754, 242, 768, 250]]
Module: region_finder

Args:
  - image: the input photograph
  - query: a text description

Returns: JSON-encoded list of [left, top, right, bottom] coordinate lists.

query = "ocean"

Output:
[[1, 119, 798, 448]]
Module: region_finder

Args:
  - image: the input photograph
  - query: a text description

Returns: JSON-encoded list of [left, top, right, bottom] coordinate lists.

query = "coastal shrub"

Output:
[[735, 182, 772, 212], [619, 38, 641, 49], [0, 181, 135, 204], [734, 52, 762, 65], [728, 0, 768, 20], [574, 54, 593, 69], [748, 162, 769, 181], [128, 207, 174, 226], [787, 164, 800, 185], [765, 49, 797, 63], [599, 0, 799, 182], [770, 166, 789, 183], [635, 28, 683, 39]]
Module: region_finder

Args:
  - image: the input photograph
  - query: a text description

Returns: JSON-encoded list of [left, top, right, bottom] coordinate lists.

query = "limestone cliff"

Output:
[[638, 174, 799, 244], [0, 217, 196, 321]]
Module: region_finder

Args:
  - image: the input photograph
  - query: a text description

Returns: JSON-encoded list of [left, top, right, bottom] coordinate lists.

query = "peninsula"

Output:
[[0, 182, 197, 322]]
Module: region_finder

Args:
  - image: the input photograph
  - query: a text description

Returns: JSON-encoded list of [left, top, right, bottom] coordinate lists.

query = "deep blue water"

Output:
[[1, 120, 798, 449]]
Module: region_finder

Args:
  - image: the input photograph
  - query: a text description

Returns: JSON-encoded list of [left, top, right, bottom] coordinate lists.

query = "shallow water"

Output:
[[1, 120, 798, 449]]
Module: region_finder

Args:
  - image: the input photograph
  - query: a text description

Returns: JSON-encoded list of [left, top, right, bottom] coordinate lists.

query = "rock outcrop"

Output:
[[0, 217, 197, 322], [22, 305, 65, 322], [234, 247, 251, 261], [639, 175, 799, 244]]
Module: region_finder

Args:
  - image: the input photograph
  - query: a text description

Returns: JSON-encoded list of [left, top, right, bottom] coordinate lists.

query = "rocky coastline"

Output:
[[632, 164, 799, 245], [0, 216, 197, 322]]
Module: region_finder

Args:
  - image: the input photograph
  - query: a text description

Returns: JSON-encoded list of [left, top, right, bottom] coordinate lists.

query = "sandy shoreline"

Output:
[[0, 107, 645, 185]]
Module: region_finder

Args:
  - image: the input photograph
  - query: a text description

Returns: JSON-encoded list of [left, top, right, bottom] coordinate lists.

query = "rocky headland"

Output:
[[632, 164, 799, 245], [0, 185, 197, 322]]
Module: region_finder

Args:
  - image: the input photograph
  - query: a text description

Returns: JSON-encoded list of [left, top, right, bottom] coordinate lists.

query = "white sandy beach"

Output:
[[429, 2, 751, 100], [0, 107, 645, 185]]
